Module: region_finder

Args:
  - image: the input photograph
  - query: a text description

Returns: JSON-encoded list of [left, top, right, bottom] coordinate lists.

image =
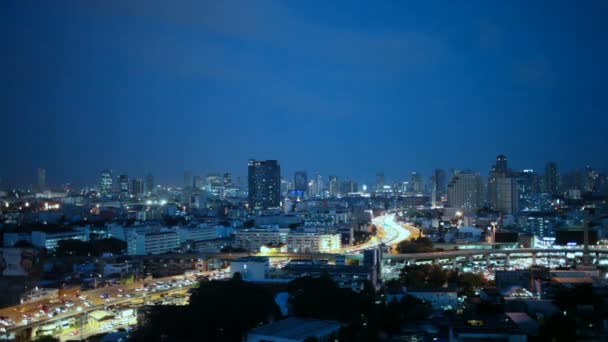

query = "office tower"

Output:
[[328, 176, 339, 196], [131, 178, 144, 196], [223, 172, 232, 188], [376, 172, 385, 192], [340, 179, 358, 194], [100, 170, 113, 195], [410, 172, 424, 194], [542, 162, 560, 196], [488, 154, 518, 214], [516, 170, 538, 211], [447, 170, 484, 209], [308, 179, 317, 197], [316, 173, 323, 196], [118, 174, 130, 197], [37, 168, 46, 192], [183, 170, 193, 189], [206, 173, 224, 199], [434, 169, 446, 197], [495, 154, 508, 173], [248, 159, 281, 209], [280, 178, 290, 196], [294, 171, 308, 197], [145, 173, 155, 195], [193, 176, 204, 189]]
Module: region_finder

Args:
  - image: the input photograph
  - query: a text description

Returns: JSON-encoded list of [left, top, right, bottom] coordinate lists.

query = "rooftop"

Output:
[[248, 317, 341, 341]]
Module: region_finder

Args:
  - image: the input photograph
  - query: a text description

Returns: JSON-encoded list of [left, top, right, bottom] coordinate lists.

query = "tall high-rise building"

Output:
[[118, 174, 130, 197], [410, 172, 424, 194], [131, 178, 144, 196], [145, 173, 155, 195], [328, 175, 339, 196], [542, 162, 560, 196], [516, 170, 539, 211], [434, 169, 446, 196], [37, 168, 46, 192], [316, 172, 323, 196], [294, 171, 308, 197], [183, 170, 193, 189], [223, 172, 232, 188], [495, 154, 508, 173], [376, 172, 385, 192], [488, 154, 518, 214], [447, 171, 484, 209], [100, 170, 113, 195], [248, 159, 281, 209]]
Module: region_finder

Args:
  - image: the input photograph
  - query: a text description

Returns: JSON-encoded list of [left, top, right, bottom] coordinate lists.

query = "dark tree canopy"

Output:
[[131, 276, 281, 341]]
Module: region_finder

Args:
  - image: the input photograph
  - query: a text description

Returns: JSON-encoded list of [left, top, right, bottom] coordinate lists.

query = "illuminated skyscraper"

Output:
[[488, 154, 518, 214], [447, 171, 484, 209], [100, 170, 113, 195], [248, 159, 281, 209], [294, 171, 308, 197], [131, 178, 144, 196], [543, 162, 560, 196], [118, 174, 129, 197]]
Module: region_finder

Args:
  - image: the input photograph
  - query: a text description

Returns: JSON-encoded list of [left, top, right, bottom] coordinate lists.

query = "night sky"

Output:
[[2, 0, 607, 187]]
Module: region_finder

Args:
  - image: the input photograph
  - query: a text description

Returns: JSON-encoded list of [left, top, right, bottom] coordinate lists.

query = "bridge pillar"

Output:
[[505, 253, 511, 267], [532, 253, 537, 266], [452, 258, 458, 269], [485, 254, 491, 267], [432, 258, 438, 265]]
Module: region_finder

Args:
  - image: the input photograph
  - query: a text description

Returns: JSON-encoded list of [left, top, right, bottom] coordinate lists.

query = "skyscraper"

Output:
[[543, 162, 560, 196], [118, 174, 130, 197], [447, 170, 484, 209], [145, 173, 155, 195], [433, 169, 446, 196], [488, 154, 518, 214], [183, 170, 193, 189], [37, 168, 46, 192], [294, 171, 308, 197], [100, 170, 113, 195], [131, 178, 144, 196], [248, 159, 281, 209], [410, 172, 424, 194], [316, 172, 323, 196], [376, 172, 385, 192], [223, 172, 232, 188], [328, 175, 339, 196]]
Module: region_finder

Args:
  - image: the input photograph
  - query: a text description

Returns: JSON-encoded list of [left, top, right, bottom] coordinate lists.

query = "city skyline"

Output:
[[2, 1, 608, 187]]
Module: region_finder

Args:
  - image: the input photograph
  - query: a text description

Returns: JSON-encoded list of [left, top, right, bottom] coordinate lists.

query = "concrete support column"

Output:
[[505, 253, 511, 267]]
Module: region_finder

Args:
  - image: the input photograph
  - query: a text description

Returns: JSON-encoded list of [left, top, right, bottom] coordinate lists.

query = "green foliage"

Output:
[[131, 278, 281, 341], [396, 237, 436, 254], [399, 264, 454, 289], [456, 272, 487, 296], [34, 336, 60, 342]]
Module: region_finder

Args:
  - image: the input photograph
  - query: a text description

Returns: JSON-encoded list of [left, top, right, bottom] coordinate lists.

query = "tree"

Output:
[[34, 336, 60, 342], [456, 273, 487, 296], [396, 237, 435, 254], [398, 264, 452, 289], [132, 278, 281, 341]]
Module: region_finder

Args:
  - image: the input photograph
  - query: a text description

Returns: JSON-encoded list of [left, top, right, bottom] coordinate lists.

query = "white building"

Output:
[[30, 227, 90, 250], [235, 229, 340, 253], [126, 229, 179, 255], [230, 256, 269, 280]]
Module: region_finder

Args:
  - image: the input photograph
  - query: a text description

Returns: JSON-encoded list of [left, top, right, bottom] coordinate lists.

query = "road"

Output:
[[0, 269, 230, 339], [374, 214, 418, 246], [343, 214, 418, 253]]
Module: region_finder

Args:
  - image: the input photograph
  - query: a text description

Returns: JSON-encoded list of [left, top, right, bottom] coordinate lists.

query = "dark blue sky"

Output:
[[2, 0, 607, 187]]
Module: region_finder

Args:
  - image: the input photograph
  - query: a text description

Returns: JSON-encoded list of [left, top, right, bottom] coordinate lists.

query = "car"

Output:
[[69, 330, 80, 336]]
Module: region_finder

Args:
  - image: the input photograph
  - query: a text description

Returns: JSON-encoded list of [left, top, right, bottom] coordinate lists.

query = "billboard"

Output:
[[0, 248, 39, 276]]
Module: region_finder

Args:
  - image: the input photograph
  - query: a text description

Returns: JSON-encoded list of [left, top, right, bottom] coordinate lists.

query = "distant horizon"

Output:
[[2, 156, 604, 190]]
